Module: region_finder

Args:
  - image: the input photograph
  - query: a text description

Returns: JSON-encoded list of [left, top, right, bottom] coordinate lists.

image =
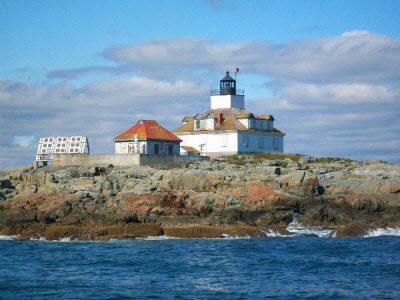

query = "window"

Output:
[[154, 144, 159, 155], [243, 135, 249, 147], [273, 138, 278, 150], [195, 120, 200, 130], [259, 137, 264, 148], [222, 135, 228, 147], [249, 119, 255, 129], [168, 144, 173, 155]]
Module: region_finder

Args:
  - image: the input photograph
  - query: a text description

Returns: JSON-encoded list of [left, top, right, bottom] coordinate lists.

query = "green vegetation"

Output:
[[216, 153, 358, 167], [217, 152, 304, 166], [249, 152, 303, 162], [160, 164, 181, 170], [184, 162, 194, 168], [314, 157, 355, 164]]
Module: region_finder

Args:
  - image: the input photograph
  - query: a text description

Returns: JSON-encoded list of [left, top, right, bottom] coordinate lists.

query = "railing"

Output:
[[211, 89, 245, 96]]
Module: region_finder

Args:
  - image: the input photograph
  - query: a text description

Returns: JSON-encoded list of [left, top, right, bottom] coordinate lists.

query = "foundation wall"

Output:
[[51, 154, 208, 168]]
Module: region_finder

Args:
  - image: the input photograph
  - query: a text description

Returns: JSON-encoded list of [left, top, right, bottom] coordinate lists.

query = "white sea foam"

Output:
[[218, 234, 251, 239], [30, 234, 47, 241], [366, 227, 400, 237], [58, 236, 73, 242], [285, 212, 333, 237], [286, 224, 333, 237], [137, 235, 181, 241], [0, 235, 19, 240], [259, 228, 289, 237]]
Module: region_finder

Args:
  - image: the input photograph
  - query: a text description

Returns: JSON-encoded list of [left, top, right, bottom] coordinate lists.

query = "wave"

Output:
[[137, 234, 251, 240], [136, 235, 181, 241], [218, 234, 251, 239], [259, 228, 291, 237], [59, 236, 74, 242], [284, 212, 400, 238], [0, 235, 19, 240], [366, 227, 400, 237], [285, 212, 333, 237], [286, 223, 333, 237], [30, 234, 47, 241]]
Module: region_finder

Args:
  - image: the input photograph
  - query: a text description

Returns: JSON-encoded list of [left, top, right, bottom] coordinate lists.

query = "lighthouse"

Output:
[[173, 71, 285, 156], [210, 71, 245, 110]]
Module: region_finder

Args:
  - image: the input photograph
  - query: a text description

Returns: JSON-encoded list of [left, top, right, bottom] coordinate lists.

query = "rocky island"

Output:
[[1, 153, 399, 240]]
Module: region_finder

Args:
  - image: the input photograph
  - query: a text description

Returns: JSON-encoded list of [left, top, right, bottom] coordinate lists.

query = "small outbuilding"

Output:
[[180, 146, 201, 156], [113, 120, 182, 155]]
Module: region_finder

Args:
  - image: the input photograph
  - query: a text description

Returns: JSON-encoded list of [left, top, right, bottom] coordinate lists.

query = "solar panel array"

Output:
[[36, 136, 90, 161]]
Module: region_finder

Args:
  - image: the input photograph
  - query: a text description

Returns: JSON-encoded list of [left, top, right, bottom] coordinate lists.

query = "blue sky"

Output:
[[1, 0, 400, 168]]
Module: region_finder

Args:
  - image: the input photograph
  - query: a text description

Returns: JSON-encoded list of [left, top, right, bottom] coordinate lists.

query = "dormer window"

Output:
[[195, 120, 201, 130]]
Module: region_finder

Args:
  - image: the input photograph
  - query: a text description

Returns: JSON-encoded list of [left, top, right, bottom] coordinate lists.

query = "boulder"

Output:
[[329, 222, 378, 237], [298, 156, 311, 166], [276, 171, 319, 197], [161, 225, 220, 238]]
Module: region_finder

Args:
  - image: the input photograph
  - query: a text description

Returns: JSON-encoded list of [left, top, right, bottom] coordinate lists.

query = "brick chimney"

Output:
[[216, 113, 223, 126]]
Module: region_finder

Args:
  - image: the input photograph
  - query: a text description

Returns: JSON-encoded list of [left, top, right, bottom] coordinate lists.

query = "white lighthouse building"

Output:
[[173, 71, 285, 156]]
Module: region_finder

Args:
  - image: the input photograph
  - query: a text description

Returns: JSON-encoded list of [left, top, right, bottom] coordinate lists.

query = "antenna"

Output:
[[235, 67, 239, 90]]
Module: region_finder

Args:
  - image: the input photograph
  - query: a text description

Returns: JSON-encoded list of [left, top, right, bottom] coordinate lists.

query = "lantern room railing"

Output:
[[211, 89, 244, 96]]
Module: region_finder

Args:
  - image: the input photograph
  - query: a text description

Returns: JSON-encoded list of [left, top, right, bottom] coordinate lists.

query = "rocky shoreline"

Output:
[[1, 154, 399, 240]]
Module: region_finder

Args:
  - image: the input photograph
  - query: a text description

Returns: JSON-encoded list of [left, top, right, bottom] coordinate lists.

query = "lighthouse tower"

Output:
[[173, 71, 285, 156], [210, 71, 245, 110]]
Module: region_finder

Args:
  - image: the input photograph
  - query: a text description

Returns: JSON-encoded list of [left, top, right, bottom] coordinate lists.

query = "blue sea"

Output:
[[1, 226, 400, 299]]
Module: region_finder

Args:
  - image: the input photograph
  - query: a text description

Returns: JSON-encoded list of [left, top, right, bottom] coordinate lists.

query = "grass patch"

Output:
[[160, 164, 181, 170], [217, 153, 360, 166], [314, 157, 355, 164], [249, 152, 303, 162], [231, 159, 247, 165], [184, 162, 194, 168], [218, 152, 303, 164]]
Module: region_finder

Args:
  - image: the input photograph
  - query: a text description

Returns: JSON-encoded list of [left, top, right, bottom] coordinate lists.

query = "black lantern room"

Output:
[[220, 71, 236, 95]]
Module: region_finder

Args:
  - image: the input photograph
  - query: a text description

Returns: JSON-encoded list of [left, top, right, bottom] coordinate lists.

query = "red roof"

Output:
[[113, 120, 182, 141]]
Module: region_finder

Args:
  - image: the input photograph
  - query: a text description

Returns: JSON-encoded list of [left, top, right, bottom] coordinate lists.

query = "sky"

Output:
[[1, 0, 400, 169]]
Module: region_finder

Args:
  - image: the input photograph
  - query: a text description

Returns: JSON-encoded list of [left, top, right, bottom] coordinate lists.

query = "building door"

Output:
[[154, 144, 159, 155]]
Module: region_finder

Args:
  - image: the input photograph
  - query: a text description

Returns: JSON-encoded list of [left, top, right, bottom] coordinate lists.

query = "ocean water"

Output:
[[1, 228, 400, 299]]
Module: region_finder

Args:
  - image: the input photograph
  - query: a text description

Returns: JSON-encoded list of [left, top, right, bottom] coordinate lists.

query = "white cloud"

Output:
[[283, 82, 397, 104], [12, 135, 36, 147], [2, 31, 400, 167], [0, 76, 210, 168], [96, 31, 400, 83]]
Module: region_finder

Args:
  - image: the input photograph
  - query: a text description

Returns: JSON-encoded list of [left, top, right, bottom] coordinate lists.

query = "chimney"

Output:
[[216, 113, 223, 126]]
